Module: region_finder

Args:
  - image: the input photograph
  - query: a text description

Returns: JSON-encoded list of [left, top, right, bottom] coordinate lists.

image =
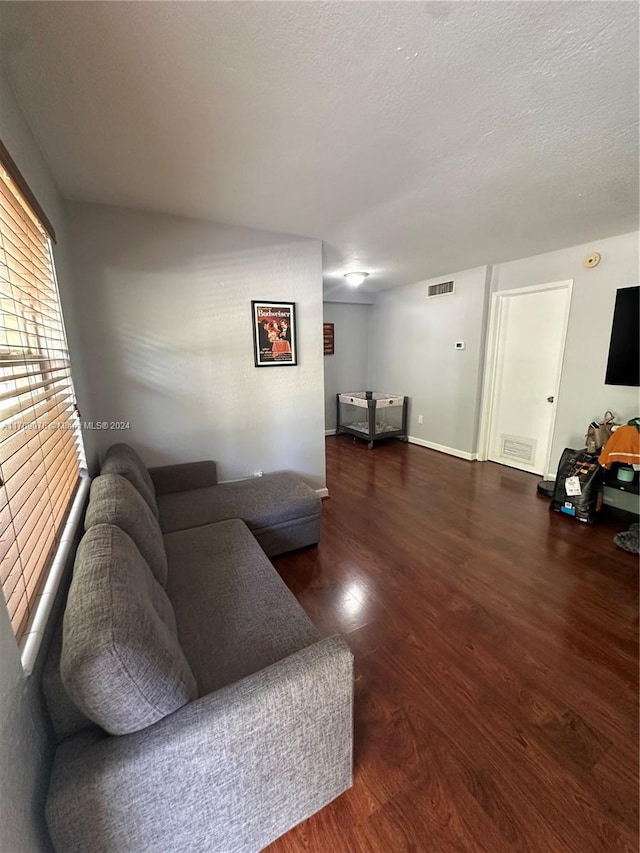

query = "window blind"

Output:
[[0, 158, 83, 642]]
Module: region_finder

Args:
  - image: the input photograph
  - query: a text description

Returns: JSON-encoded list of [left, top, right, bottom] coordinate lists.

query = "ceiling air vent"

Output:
[[427, 280, 455, 298]]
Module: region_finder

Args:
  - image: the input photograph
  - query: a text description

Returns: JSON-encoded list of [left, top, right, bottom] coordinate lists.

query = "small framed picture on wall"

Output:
[[323, 323, 334, 355], [251, 301, 298, 367]]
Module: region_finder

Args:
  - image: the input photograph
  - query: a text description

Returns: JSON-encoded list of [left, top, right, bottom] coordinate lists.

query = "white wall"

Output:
[[368, 266, 490, 457], [322, 282, 376, 304], [0, 67, 71, 853], [65, 202, 326, 489], [490, 232, 640, 471], [323, 302, 371, 431]]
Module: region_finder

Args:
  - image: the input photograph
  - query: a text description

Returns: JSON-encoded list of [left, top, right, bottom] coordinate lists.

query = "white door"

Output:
[[487, 282, 571, 475]]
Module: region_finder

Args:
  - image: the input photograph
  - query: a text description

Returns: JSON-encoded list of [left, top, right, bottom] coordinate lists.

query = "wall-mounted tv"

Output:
[[604, 285, 639, 387]]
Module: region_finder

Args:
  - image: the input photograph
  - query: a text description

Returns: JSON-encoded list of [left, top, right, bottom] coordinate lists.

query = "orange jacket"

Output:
[[599, 425, 640, 468]]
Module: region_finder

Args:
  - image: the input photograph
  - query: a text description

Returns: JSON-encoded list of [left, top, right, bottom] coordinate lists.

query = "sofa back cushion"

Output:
[[101, 443, 158, 519], [43, 620, 96, 742], [85, 474, 168, 587], [61, 524, 197, 735]]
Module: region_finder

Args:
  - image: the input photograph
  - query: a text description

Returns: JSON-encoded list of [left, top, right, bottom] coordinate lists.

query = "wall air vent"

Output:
[[427, 280, 455, 298], [500, 435, 537, 464]]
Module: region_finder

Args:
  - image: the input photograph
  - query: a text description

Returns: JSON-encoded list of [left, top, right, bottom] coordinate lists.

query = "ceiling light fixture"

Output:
[[344, 271, 369, 287]]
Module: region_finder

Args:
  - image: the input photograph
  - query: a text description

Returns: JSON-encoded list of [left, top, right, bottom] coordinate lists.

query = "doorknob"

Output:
[[546, 396, 554, 403]]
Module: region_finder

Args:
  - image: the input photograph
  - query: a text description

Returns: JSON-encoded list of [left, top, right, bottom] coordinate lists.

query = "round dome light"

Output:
[[344, 272, 369, 287]]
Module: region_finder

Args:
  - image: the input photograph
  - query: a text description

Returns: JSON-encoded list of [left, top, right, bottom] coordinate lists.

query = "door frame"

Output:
[[477, 279, 573, 478]]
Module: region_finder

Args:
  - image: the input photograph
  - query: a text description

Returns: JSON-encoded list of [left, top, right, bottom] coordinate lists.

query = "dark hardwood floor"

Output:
[[266, 436, 639, 853]]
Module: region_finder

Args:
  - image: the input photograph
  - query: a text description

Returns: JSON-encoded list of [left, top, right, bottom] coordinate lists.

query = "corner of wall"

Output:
[[470, 265, 494, 453]]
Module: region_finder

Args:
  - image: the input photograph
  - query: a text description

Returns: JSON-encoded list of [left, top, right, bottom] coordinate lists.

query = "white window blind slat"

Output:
[[0, 194, 52, 266], [0, 251, 57, 300], [0, 176, 54, 248], [5, 469, 53, 536], [0, 503, 15, 549], [1, 416, 77, 530], [0, 389, 76, 455], [49, 455, 79, 526], [0, 422, 76, 476], [0, 306, 65, 338], [1, 384, 75, 424], [0, 363, 70, 385], [18, 515, 56, 587], [0, 444, 44, 486], [0, 230, 51, 272], [0, 159, 83, 643], [1, 546, 24, 596], [0, 275, 59, 313], [0, 232, 52, 278], [5, 580, 28, 639], [0, 373, 71, 405], [0, 278, 59, 315], [0, 240, 52, 286]]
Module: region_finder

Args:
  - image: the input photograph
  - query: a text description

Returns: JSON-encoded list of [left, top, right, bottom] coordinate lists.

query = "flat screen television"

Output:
[[604, 285, 639, 386]]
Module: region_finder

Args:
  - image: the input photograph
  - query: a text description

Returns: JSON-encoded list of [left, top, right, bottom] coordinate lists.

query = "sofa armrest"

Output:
[[46, 636, 353, 853], [148, 460, 218, 495]]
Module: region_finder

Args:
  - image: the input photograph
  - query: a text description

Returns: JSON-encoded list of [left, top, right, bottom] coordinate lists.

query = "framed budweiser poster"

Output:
[[251, 301, 297, 367]]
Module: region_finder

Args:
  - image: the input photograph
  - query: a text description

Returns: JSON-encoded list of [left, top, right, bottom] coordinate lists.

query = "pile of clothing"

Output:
[[598, 417, 640, 468], [599, 418, 640, 554]]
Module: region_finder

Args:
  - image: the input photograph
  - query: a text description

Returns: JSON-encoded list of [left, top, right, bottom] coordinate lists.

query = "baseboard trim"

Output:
[[325, 429, 337, 436], [407, 436, 477, 462], [316, 487, 330, 499]]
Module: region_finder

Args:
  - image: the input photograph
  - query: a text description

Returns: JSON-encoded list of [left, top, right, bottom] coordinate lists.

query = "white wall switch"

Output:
[[418, 415, 424, 424], [454, 341, 466, 350]]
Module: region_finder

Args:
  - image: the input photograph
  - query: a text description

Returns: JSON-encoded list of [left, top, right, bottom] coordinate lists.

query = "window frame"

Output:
[[0, 140, 88, 674]]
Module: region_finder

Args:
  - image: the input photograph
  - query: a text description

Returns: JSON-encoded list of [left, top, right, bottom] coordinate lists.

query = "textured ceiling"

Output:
[[0, 1, 638, 295]]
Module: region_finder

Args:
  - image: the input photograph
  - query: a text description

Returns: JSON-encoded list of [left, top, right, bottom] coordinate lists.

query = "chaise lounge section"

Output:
[[101, 443, 322, 556]]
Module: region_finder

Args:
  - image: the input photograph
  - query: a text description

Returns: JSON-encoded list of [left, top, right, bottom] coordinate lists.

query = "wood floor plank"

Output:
[[266, 437, 639, 853]]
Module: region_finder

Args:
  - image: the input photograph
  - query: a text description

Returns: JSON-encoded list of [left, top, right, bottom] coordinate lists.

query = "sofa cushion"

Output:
[[164, 518, 320, 694], [85, 473, 168, 587], [157, 472, 320, 536], [61, 524, 197, 735], [101, 443, 159, 519], [42, 621, 96, 743]]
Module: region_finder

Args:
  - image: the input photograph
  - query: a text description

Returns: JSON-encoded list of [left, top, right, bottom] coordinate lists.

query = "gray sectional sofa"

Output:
[[42, 445, 353, 853]]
